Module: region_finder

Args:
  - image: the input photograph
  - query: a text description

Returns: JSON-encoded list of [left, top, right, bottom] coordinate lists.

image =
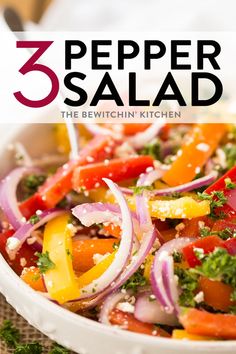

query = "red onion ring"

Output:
[[151, 237, 194, 314], [0, 167, 40, 230], [84, 124, 121, 140], [120, 171, 217, 196], [161, 256, 179, 315], [134, 292, 178, 326], [74, 178, 134, 299], [127, 120, 165, 149], [72, 202, 140, 248], [99, 290, 132, 325], [6, 209, 65, 260]]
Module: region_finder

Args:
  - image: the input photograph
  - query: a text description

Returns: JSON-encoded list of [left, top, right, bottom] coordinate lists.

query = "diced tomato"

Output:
[[72, 238, 116, 273], [109, 309, 170, 337], [0, 230, 37, 275], [20, 135, 116, 218], [73, 156, 154, 191], [199, 277, 234, 312], [179, 308, 236, 339], [182, 235, 224, 267]]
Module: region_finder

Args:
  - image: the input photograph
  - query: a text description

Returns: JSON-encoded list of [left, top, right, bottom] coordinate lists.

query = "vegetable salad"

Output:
[[1, 122, 236, 341]]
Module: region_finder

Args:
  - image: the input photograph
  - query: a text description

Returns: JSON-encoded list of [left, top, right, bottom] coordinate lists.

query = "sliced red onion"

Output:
[[161, 256, 179, 315], [134, 292, 179, 326], [105, 190, 157, 293], [121, 171, 217, 196], [99, 290, 131, 325], [152, 171, 218, 196], [0, 167, 39, 230], [137, 167, 165, 187], [151, 237, 194, 314], [75, 179, 134, 299], [6, 209, 65, 260], [84, 124, 121, 140], [72, 203, 125, 227], [65, 121, 80, 160], [72, 202, 140, 246], [127, 120, 165, 150]]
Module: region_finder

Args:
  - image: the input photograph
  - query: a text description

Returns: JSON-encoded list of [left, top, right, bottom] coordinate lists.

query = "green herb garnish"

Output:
[[197, 191, 227, 219], [14, 342, 43, 354], [140, 138, 162, 160], [132, 185, 153, 195], [172, 251, 183, 263], [122, 268, 147, 293], [174, 267, 199, 307], [29, 214, 40, 225], [36, 251, 55, 274], [0, 320, 20, 348], [49, 343, 70, 354], [192, 248, 236, 301], [225, 177, 236, 190]]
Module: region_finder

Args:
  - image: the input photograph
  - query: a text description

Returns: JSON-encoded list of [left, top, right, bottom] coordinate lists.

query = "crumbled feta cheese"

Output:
[[116, 302, 135, 314], [93, 252, 111, 265], [6, 237, 20, 251], [196, 143, 210, 152], [194, 291, 204, 303]]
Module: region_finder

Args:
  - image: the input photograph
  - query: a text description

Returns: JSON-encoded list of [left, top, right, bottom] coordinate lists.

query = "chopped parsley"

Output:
[[140, 138, 162, 161], [14, 342, 43, 354], [29, 214, 40, 225], [172, 251, 183, 263], [36, 251, 55, 274], [122, 268, 147, 293], [22, 174, 46, 198], [223, 144, 236, 171], [132, 185, 153, 195], [200, 226, 236, 240], [197, 191, 227, 219], [49, 343, 70, 354], [0, 320, 69, 353], [193, 248, 236, 301], [225, 177, 236, 190], [112, 241, 120, 250], [174, 267, 199, 307], [0, 320, 20, 348]]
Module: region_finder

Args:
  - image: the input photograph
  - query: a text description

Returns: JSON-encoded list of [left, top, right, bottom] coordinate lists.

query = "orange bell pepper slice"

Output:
[[162, 124, 226, 186]]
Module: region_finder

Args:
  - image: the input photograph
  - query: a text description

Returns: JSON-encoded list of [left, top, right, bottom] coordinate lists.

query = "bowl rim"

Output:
[[0, 123, 236, 352], [1, 252, 236, 351]]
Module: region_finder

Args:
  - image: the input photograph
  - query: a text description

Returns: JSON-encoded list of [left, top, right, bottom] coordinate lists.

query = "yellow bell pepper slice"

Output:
[[76, 252, 115, 289], [43, 213, 80, 304], [128, 196, 210, 219], [172, 330, 217, 341], [43, 214, 116, 304], [90, 188, 210, 219], [143, 255, 154, 282]]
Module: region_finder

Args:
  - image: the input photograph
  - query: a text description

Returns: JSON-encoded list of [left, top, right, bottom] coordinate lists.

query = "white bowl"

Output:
[[0, 124, 235, 354]]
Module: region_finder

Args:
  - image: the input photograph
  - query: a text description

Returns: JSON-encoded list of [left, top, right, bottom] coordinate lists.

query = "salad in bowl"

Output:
[[0, 121, 236, 344]]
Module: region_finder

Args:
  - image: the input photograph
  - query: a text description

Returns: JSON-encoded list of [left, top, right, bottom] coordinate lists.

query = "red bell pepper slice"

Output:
[[182, 235, 225, 267], [223, 238, 236, 255], [20, 135, 116, 218], [0, 230, 37, 275], [72, 155, 154, 191], [205, 165, 236, 217]]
